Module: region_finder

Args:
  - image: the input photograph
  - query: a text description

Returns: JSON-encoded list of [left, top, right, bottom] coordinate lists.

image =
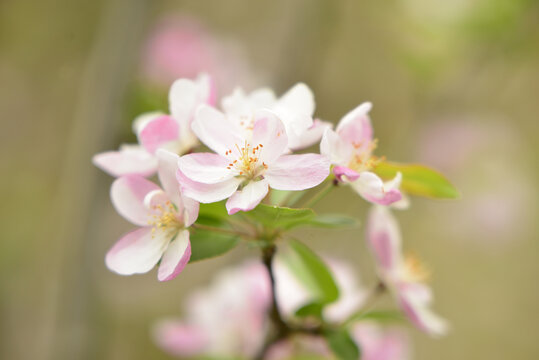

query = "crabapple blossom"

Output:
[[105, 149, 199, 281], [222, 83, 332, 150], [92, 74, 214, 177], [177, 105, 330, 214], [367, 206, 448, 336], [320, 102, 402, 206], [153, 259, 410, 360], [152, 261, 271, 358]]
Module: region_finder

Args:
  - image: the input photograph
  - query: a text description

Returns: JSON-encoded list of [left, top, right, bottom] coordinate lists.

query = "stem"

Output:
[[301, 178, 338, 208], [191, 223, 252, 238], [256, 245, 325, 359], [343, 282, 386, 326]]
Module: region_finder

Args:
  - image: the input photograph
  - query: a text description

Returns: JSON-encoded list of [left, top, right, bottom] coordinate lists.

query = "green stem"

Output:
[[301, 178, 338, 208], [342, 282, 386, 326]]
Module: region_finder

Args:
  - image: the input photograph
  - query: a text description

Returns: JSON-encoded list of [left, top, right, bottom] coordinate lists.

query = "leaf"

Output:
[[198, 201, 230, 223], [295, 302, 324, 319], [373, 161, 459, 199], [347, 310, 405, 324], [325, 329, 361, 360], [245, 204, 315, 230], [188, 229, 239, 262], [269, 189, 306, 206], [282, 239, 339, 304], [306, 214, 360, 229]]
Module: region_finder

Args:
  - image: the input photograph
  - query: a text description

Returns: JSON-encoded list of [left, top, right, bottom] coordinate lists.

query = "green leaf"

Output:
[[325, 329, 361, 360], [306, 214, 360, 229], [282, 239, 339, 304], [295, 302, 324, 319], [245, 204, 315, 230], [198, 201, 229, 223], [188, 229, 239, 262], [373, 161, 460, 199], [348, 310, 405, 324]]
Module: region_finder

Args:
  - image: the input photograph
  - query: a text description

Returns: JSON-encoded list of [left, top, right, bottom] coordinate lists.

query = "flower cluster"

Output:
[[94, 73, 456, 359]]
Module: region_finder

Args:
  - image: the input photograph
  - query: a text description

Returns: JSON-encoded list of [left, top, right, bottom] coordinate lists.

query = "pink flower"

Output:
[[177, 106, 330, 214], [320, 102, 402, 206], [352, 323, 411, 360], [152, 261, 271, 358], [367, 206, 448, 336], [222, 83, 332, 150], [93, 74, 214, 177], [268, 258, 410, 360], [105, 149, 199, 281]]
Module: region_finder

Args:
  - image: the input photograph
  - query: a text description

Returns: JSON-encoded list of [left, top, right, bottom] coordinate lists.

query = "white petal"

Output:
[[265, 154, 330, 191], [225, 180, 269, 214], [111, 175, 160, 226], [177, 169, 241, 203], [191, 105, 244, 156], [320, 128, 354, 166], [178, 153, 234, 184], [251, 110, 288, 165], [92, 146, 158, 177], [158, 230, 191, 281], [105, 227, 169, 276]]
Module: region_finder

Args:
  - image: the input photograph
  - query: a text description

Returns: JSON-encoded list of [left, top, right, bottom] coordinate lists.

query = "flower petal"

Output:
[[288, 118, 332, 151], [92, 146, 158, 177], [132, 111, 165, 135], [265, 154, 330, 191], [105, 227, 169, 276], [138, 115, 180, 154], [398, 285, 449, 336], [191, 104, 244, 156], [158, 230, 191, 281], [152, 320, 208, 357], [177, 169, 241, 203], [367, 206, 403, 275], [336, 102, 373, 145], [226, 180, 269, 214], [276, 83, 315, 119], [351, 172, 402, 206], [320, 128, 354, 166], [333, 166, 360, 182], [178, 152, 234, 184], [221, 87, 276, 118], [252, 110, 288, 164], [111, 175, 160, 226], [169, 74, 211, 133]]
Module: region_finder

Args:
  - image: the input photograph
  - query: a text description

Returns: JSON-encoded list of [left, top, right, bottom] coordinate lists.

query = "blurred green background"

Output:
[[1, 0, 538, 359]]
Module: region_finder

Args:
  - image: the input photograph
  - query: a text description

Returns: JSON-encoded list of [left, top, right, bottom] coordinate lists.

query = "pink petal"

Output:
[[156, 149, 182, 206], [320, 128, 354, 166], [177, 169, 241, 203], [252, 110, 288, 164], [138, 115, 180, 154], [352, 323, 411, 360], [333, 166, 360, 182], [351, 172, 402, 206], [366, 206, 403, 275], [105, 227, 169, 276], [265, 154, 330, 191], [178, 152, 233, 184], [225, 180, 269, 214], [169, 74, 212, 138], [336, 102, 373, 145], [398, 285, 449, 337], [158, 230, 191, 281], [288, 118, 332, 151], [92, 146, 158, 177], [191, 105, 244, 156], [111, 175, 160, 226], [152, 320, 208, 357], [132, 111, 164, 135]]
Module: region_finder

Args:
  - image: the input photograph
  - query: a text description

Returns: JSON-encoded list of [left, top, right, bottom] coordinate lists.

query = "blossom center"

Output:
[[348, 139, 384, 173], [148, 201, 182, 236], [403, 253, 430, 283], [225, 141, 268, 179]]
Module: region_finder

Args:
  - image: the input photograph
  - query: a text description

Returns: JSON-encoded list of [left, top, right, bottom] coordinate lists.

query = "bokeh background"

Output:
[[1, 0, 538, 359]]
